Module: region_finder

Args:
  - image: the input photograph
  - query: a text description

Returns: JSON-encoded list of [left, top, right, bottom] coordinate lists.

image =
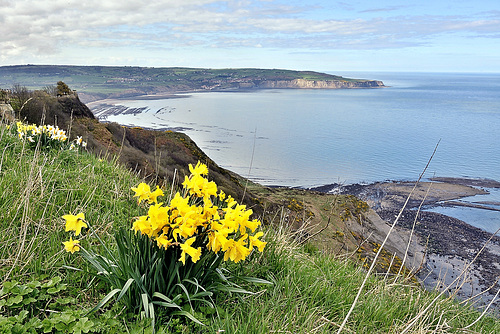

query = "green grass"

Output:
[[0, 121, 499, 333], [203, 224, 500, 333], [0, 125, 142, 281]]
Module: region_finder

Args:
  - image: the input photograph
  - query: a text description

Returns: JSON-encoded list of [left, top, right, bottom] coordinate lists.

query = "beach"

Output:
[[333, 178, 500, 308]]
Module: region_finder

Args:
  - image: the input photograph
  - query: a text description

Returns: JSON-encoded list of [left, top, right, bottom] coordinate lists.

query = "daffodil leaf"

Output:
[[87, 288, 121, 314], [116, 278, 135, 302], [171, 310, 205, 326], [236, 276, 273, 285]]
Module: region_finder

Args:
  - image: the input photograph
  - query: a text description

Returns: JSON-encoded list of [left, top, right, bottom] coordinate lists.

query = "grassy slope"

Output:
[[0, 122, 498, 333], [0, 126, 142, 281]]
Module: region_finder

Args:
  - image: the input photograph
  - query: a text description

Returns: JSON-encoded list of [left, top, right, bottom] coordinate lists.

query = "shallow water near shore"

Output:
[[90, 71, 500, 233], [425, 188, 500, 234]]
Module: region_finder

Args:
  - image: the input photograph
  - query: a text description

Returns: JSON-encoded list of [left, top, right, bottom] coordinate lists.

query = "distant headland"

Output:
[[0, 65, 385, 103]]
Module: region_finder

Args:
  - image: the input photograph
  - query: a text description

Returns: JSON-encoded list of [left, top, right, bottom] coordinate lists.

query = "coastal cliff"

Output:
[[255, 78, 384, 89]]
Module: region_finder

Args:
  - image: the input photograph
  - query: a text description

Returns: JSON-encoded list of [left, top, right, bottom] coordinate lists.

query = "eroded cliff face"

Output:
[[256, 78, 385, 89]]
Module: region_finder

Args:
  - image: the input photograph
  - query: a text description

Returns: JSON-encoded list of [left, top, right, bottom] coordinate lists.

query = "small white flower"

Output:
[[27, 136, 34, 143], [76, 136, 83, 145], [82, 141, 87, 148]]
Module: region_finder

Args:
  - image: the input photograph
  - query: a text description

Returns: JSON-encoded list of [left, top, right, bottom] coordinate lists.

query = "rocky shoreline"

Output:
[[312, 178, 500, 309]]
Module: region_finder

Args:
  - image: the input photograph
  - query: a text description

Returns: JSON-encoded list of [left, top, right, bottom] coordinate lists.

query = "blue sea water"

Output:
[[92, 72, 500, 232]]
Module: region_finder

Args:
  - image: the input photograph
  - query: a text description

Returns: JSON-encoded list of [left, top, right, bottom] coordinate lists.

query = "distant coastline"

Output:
[[0, 65, 385, 103]]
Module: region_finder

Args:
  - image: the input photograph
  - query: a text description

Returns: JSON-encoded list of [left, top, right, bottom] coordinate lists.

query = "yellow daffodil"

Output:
[[207, 229, 229, 253], [183, 173, 217, 198], [126, 160, 266, 266], [188, 161, 208, 176], [156, 233, 173, 249], [169, 192, 192, 217], [201, 179, 217, 198], [218, 190, 226, 201], [131, 183, 151, 203], [131, 215, 151, 236], [148, 186, 164, 204], [147, 203, 170, 234], [179, 237, 202, 265], [175, 218, 198, 240], [63, 213, 87, 236], [239, 217, 260, 234], [223, 235, 250, 263], [63, 237, 80, 254], [249, 231, 267, 252]]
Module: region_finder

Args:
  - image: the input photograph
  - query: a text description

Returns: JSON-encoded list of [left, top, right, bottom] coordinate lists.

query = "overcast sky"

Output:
[[1, 0, 499, 72]]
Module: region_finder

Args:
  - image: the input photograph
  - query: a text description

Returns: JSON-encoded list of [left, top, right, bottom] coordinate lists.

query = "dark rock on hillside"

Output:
[[20, 91, 94, 129]]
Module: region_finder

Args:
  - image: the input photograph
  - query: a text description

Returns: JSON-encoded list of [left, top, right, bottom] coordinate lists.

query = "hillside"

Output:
[[1, 105, 499, 333], [1, 87, 500, 332], [0, 65, 384, 102]]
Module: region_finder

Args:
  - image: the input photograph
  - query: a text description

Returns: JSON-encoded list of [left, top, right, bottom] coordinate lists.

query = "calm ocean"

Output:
[[92, 72, 500, 232]]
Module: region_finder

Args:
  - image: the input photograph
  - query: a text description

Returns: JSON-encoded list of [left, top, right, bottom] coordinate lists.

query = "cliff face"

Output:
[[255, 78, 384, 89]]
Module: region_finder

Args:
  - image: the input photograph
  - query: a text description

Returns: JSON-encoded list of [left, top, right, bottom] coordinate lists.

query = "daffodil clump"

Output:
[[60, 161, 268, 327], [15, 121, 87, 150], [130, 161, 266, 265]]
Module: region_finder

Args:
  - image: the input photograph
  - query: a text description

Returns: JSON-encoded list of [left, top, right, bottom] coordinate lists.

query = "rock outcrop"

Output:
[[19, 91, 95, 130]]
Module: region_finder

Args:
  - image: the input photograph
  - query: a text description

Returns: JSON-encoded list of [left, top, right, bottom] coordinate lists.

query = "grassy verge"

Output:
[[0, 121, 498, 333], [207, 229, 500, 333]]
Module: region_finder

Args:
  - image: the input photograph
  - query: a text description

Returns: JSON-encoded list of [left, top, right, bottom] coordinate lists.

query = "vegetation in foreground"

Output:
[[1, 118, 499, 332]]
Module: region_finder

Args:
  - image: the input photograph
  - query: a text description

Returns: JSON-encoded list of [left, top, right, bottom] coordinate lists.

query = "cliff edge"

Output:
[[256, 78, 384, 89]]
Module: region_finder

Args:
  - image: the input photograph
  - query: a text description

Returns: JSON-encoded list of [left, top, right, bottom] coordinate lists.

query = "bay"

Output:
[[91, 71, 500, 232]]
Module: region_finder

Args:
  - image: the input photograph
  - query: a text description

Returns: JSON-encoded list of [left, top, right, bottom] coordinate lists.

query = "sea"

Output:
[[91, 72, 500, 234]]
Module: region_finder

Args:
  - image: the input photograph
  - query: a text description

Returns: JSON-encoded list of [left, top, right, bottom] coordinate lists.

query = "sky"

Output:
[[1, 0, 500, 73]]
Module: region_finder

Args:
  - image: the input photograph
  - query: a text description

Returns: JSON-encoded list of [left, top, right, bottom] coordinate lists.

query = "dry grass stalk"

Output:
[[336, 142, 440, 333]]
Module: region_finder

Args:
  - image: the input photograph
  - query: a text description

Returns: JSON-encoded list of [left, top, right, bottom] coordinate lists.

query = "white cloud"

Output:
[[1, 0, 500, 65]]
